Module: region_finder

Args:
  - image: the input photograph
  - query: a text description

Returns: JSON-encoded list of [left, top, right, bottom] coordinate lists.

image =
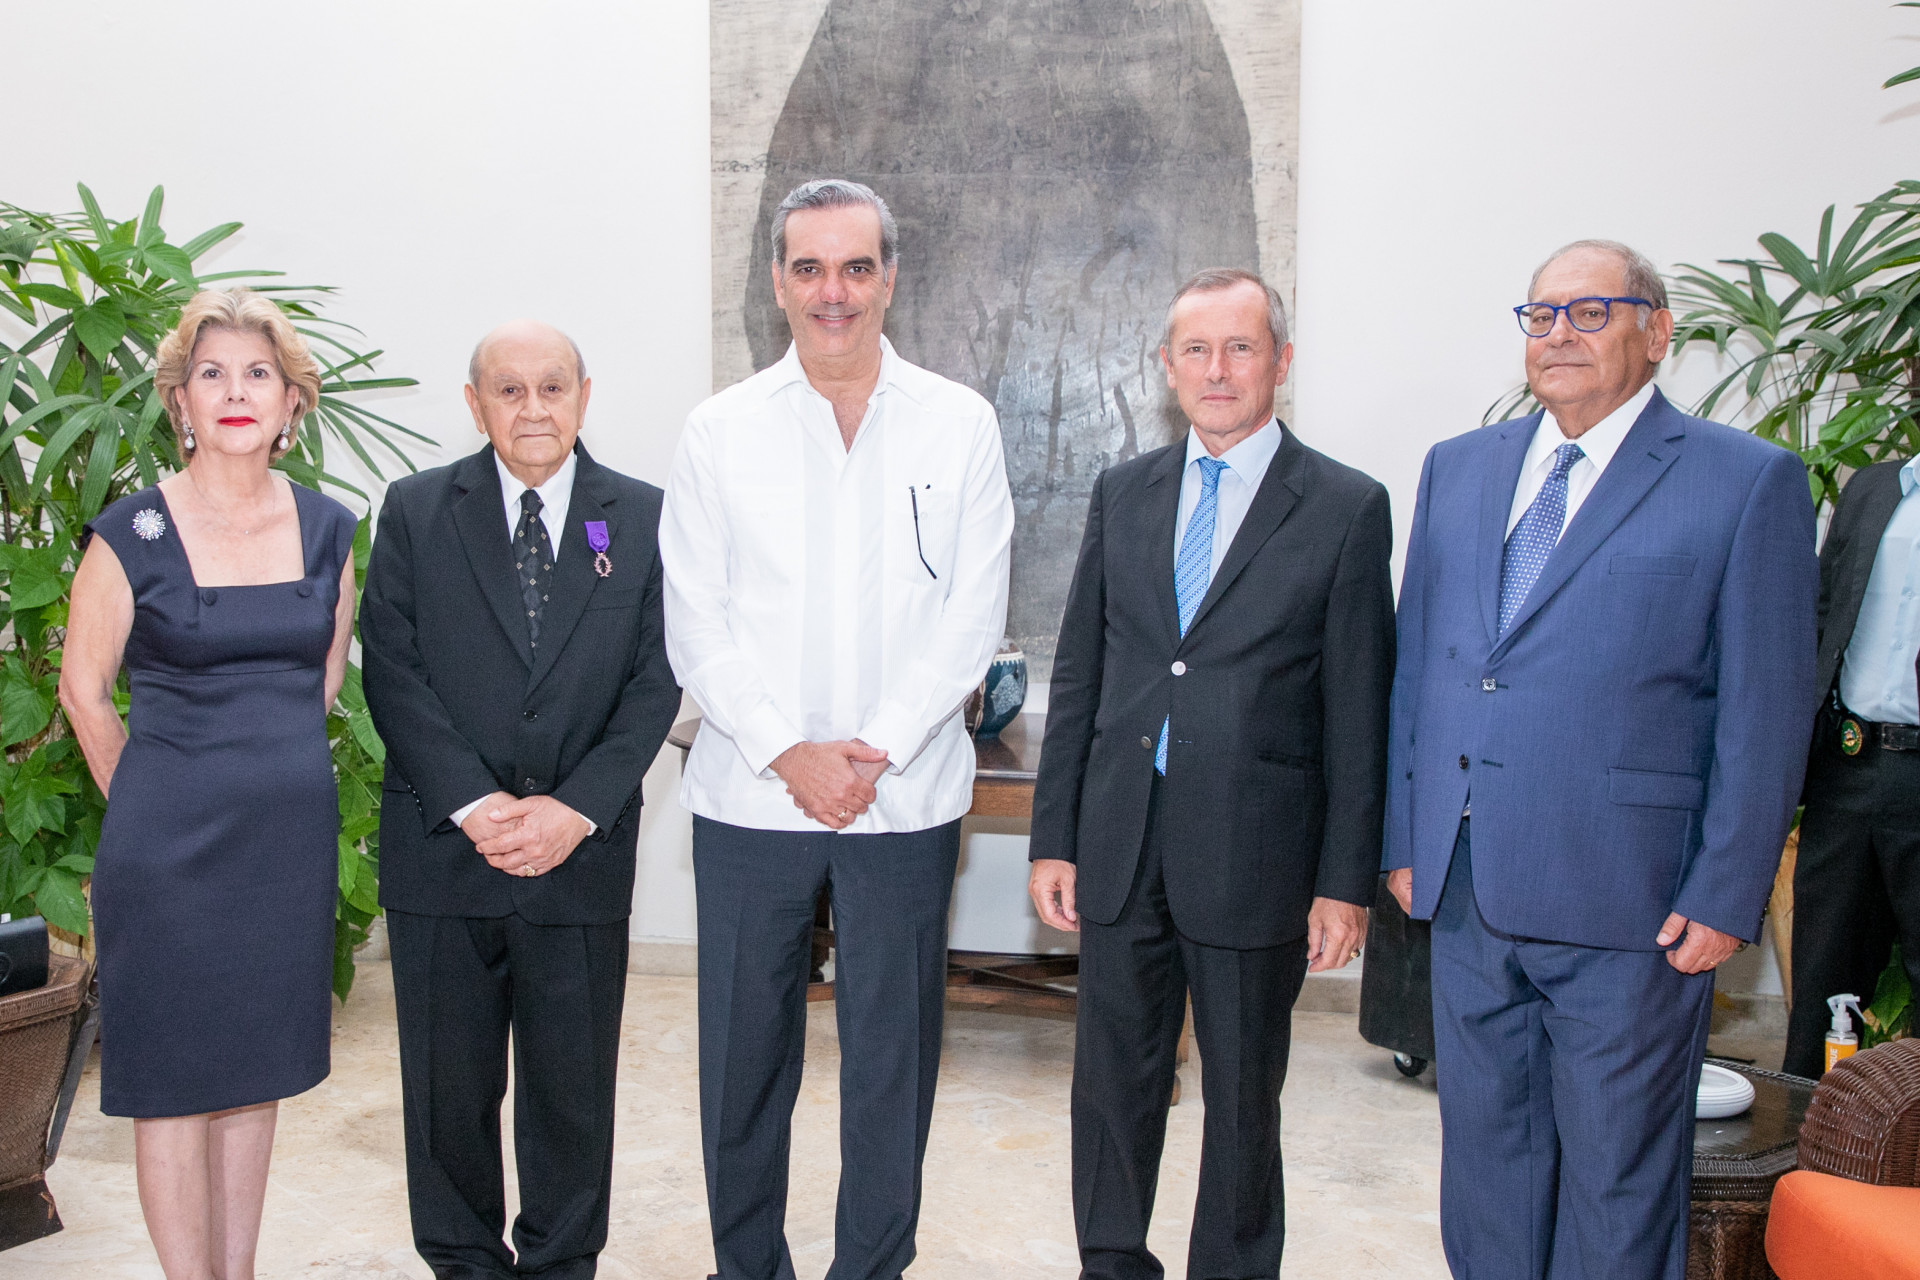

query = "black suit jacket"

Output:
[[361, 443, 680, 925], [1814, 458, 1920, 713], [1029, 425, 1396, 950]]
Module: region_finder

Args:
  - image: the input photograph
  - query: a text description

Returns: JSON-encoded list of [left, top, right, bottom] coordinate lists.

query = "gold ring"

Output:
[[521, 865, 537, 878], [1349, 949, 1362, 960]]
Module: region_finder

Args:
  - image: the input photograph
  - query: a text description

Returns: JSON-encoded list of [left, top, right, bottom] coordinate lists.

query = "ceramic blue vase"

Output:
[[974, 644, 1028, 739]]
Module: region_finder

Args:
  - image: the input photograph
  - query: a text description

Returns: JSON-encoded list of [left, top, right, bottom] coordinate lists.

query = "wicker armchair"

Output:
[[1794, 1036, 1920, 1186], [1766, 1039, 1920, 1279]]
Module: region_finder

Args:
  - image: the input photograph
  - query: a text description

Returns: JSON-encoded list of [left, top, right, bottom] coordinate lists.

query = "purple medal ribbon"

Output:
[[585, 520, 612, 578]]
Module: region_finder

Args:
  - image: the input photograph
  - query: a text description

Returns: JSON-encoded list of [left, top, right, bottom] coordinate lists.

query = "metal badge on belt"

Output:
[[1840, 717, 1865, 756]]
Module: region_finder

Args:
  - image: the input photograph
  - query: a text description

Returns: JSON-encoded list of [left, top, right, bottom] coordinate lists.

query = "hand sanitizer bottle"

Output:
[[1824, 993, 1864, 1073]]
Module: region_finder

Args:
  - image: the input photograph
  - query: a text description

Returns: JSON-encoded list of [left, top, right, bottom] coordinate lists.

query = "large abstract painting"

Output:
[[713, 0, 1299, 679]]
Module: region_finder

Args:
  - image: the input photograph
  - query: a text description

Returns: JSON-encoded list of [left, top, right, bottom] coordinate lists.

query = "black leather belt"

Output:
[[1839, 711, 1920, 754]]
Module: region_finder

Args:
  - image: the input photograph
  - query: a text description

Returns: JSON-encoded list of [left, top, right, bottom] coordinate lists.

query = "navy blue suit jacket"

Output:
[[1382, 389, 1819, 949]]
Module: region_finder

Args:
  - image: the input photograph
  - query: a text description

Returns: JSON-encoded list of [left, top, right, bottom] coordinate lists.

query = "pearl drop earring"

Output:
[[184, 424, 196, 453]]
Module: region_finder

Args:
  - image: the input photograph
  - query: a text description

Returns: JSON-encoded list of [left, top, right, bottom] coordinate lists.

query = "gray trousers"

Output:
[[692, 816, 962, 1280]]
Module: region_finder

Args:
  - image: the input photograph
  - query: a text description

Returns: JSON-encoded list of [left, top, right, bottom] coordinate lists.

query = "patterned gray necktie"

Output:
[[514, 489, 554, 651]]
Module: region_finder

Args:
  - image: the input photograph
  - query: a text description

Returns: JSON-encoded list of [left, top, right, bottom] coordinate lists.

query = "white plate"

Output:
[[1696, 1063, 1756, 1119]]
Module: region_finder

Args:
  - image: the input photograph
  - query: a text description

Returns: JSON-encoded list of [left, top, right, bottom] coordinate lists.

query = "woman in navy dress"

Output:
[[61, 288, 356, 1280]]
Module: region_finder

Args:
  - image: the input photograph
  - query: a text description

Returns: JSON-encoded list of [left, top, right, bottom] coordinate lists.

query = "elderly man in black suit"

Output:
[[361, 319, 680, 1279], [1785, 452, 1920, 1077], [1028, 269, 1395, 1280]]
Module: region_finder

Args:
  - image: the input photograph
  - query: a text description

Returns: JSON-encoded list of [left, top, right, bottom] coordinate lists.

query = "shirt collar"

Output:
[[1184, 417, 1283, 482], [495, 447, 578, 511], [1901, 455, 1918, 497], [1535, 380, 1655, 475], [770, 335, 903, 399]]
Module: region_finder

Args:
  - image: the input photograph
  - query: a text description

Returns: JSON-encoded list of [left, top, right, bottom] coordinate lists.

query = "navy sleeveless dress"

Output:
[[86, 482, 353, 1118]]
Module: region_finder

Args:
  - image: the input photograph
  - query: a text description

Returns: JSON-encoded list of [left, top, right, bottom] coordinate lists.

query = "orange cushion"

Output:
[[1766, 1170, 1920, 1279]]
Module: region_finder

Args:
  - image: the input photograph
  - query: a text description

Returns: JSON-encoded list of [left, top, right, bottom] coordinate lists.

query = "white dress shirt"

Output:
[[660, 338, 1016, 833], [1174, 418, 1283, 573], [1505, 380, 1656, 537], [1839, 456, 1920, 724], [494, 448, 576, 553], [450, 448, 588, 829]]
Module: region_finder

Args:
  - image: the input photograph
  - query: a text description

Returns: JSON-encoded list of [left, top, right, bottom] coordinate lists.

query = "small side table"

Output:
[[1688, 1060, 1816, 1280]]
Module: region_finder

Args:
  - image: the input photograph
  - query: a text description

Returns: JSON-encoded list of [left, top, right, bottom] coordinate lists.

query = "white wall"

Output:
[[12, 0, 1903, 964], [1293, 0, 1917, 532], [6, 0, 714, 945]]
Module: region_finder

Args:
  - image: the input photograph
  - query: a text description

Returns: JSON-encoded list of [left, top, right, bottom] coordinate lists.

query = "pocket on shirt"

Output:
[[897, 487, 958, 583]]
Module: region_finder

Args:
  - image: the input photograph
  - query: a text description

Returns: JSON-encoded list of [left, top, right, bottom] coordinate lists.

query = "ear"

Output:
[[1645, 308, 1675, 363], [770, 259, 787, 310], [1272, 342, 1295, 390], [464, 383, 487, 436], [881, 263, 898, 306], [1161, 345, 1176, 389], [577, 376, 592, 419]]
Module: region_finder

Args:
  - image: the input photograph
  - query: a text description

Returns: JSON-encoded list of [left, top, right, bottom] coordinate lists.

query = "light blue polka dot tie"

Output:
[[1158, 456, 1226, 775], [1498, 442, 1585, 635]]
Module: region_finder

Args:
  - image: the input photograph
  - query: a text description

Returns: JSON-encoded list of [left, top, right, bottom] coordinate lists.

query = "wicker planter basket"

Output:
[[0, 954, 89, 1249]]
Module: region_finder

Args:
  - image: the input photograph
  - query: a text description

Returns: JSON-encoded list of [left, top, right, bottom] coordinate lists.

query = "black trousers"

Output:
[[691, 816, 962, 1280], [387, 909, 629, 1280], [1072, 783, 1310, 1280], [1784, 736, 1920, 1078]]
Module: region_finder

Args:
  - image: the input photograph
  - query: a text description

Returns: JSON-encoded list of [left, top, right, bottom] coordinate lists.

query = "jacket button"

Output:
[[1482, 677, 1497, 692], [1141, 736, 1153, 750], [1171, 661, 1187, 676], [201, 588, 218, 605], [1458, 755, 1469, 770], [523, 710, 538, 722]]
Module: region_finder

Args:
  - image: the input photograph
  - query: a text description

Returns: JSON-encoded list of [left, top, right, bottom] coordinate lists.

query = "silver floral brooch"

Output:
[[131, 508, 167, 541]]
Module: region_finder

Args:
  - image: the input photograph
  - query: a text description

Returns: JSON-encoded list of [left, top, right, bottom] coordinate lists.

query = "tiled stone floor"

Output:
[[6, 961, 1458, 1278]]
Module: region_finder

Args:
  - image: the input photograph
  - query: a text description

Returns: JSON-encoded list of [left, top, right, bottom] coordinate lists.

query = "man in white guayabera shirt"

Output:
[[660, 179, 1014, 1280]]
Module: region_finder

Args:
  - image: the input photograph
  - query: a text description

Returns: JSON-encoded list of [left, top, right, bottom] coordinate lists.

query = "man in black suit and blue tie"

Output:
[[1029, 269, 1395, 1280], [1384, 241, 1819, 1279]]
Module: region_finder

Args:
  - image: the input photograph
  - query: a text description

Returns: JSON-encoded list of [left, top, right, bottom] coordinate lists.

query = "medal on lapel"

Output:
[[584, 520, 612, 578]]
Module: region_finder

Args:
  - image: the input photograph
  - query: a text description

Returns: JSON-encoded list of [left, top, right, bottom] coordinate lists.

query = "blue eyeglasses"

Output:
[[1514, 297, 1656, 337]]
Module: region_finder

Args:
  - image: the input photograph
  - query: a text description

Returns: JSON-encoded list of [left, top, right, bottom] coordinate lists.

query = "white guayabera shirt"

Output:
[[660, 337, 1015, 834]]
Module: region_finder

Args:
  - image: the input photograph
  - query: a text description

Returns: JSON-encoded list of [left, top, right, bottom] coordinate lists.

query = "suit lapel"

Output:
[[1491, 390, 1685, 657], [1142, 443, 1185, 650], [1478, 414, 1538, 646], [1827, 461, 1909, 686], [1182, 425, 1303, 644], [451, 447, 533, 670], [528, 445, 618, 690]]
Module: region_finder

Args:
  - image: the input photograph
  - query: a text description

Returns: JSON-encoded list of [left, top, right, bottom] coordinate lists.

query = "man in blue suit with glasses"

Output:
[[1383, 240, 1819, 1279]]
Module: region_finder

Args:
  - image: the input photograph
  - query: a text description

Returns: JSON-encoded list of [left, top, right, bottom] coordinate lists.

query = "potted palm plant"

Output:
[[0, 183, 426, 1247]]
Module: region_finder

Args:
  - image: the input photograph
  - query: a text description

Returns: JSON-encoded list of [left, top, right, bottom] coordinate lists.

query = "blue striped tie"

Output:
[[1498, 442, 1585, 635], [1158, 456, 1226, 775]]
